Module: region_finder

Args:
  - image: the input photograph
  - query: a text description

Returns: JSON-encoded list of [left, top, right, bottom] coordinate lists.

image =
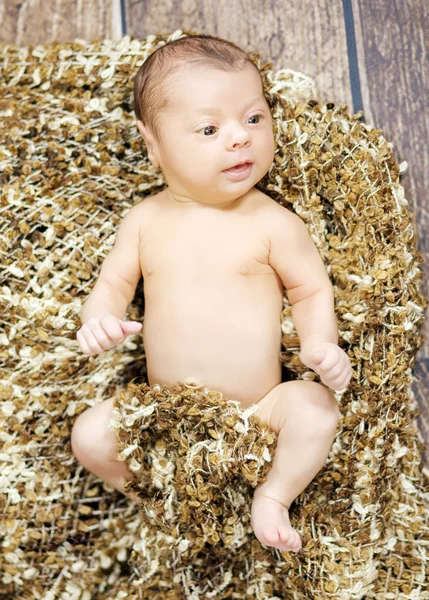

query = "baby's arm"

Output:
[[80, 205, 143, 325], [268, 208, 351, 391], [268, 208, 337, 349]]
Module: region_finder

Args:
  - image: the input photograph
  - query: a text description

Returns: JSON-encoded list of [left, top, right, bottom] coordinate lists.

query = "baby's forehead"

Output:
[[160, 62, 264, 114], [164, 61, 259, 95]]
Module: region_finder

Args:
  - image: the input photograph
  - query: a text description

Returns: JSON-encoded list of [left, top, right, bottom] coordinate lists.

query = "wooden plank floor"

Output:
[[352, 0, 429, 464], [1, 0, 428, 465], [0, 0, 122, 44]]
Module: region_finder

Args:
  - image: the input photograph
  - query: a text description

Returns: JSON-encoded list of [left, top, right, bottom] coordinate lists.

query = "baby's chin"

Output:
[[164, 172, 261, 206]]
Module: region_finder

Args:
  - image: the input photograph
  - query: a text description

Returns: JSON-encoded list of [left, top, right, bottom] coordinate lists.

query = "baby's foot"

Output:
[[251, 487, 302, 553]]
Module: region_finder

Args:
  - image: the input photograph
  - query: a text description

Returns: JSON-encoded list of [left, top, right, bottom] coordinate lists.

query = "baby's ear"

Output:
[[136, 121, 160, 168], [136, 120, 150, 141]]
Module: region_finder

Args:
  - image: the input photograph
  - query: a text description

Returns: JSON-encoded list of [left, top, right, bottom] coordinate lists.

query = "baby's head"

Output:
[[134, 34, 276, 208]]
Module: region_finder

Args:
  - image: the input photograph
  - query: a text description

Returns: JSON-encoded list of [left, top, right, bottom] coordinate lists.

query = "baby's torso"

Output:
[[138, 189, 285, 407]]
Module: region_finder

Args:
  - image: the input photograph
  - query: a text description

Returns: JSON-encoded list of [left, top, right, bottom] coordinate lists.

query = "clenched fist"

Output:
[[299, 342, 352, 392], [76, 313, 142, 356]]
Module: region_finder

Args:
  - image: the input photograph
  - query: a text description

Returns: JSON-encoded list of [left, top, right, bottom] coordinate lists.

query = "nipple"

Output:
[[184, 376, 204, 390]]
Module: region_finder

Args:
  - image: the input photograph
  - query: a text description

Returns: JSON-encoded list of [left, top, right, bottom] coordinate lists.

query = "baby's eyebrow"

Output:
[[190, 97, 265, 116]]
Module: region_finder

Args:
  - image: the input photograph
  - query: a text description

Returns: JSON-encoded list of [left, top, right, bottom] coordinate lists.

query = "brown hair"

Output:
[[133, 33, 263, 144]]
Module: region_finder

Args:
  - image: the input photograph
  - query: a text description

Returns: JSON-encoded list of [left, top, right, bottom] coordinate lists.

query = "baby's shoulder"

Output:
[[251, 189, 294, 223], [127, 192, 161, 224], [250, 191, 305, 245]]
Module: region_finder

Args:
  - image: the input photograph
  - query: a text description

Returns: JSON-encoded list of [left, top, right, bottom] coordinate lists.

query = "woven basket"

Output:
[[1, 30, 428, 600]]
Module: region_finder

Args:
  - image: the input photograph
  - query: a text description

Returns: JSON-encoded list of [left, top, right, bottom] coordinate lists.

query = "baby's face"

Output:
[[137, 64, 276, 207]]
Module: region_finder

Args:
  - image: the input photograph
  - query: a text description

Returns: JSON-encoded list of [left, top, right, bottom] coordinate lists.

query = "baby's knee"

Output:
[[70, 410, 94, 463], [304, 382, 340, 433], [70, 403, 117, 465]]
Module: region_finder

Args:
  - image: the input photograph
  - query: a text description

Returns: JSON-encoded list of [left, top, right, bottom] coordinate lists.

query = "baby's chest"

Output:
[[141, 227, 274, 280]]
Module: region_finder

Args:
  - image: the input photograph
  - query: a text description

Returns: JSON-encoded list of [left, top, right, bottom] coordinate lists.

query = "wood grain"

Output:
[[0, 0, 122, 45], [352, 0, 429, 465], [124, 0, 355, 110]]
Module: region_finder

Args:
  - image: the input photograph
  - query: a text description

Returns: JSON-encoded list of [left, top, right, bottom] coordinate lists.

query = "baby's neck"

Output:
[[165, 188, 252, 211]]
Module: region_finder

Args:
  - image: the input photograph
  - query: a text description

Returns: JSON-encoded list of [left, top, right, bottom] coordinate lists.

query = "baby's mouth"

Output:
[[223, 161, 253, 172]]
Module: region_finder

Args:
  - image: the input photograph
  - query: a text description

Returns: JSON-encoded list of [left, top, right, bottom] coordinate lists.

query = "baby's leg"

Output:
[[70, 397, 141, 504], [251, 380, 340, 553]]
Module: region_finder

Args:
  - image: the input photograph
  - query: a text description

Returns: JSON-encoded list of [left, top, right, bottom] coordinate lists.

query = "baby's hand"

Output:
[[299, 342, 352, 392], [76, 313, 142, 356]]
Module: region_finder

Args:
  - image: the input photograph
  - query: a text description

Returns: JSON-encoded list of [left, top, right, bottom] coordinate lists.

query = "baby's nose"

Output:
[[184, 376, 204, 389]]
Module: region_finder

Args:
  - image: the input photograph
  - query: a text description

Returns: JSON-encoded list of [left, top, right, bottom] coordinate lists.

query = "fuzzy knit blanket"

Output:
[[1, 30, 429, 600]]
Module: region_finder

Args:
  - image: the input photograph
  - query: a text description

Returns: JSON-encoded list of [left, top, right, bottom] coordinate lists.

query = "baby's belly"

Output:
[[142, 279, 284, 408]]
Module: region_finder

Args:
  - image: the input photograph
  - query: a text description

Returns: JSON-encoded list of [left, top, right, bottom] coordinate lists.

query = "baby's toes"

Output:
[[291, 532, 302, 550], [278, 525, 293, 544], [264, 524, 280, 543]]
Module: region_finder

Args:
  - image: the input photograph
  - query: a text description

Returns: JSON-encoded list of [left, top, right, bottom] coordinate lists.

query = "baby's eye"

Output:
[[248, 114, 262, 124], [199, 125, 217, 136], [197, 114, 263, 136]]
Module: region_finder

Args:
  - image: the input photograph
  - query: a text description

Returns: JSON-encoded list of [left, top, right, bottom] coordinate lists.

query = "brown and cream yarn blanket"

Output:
[[1, 30, 428, 599]]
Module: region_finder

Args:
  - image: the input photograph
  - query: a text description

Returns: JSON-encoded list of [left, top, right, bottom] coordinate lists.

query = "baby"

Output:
[[72, 34, 352, 553]]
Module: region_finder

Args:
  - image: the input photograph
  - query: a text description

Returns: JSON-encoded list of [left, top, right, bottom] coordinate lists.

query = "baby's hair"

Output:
[[133, 33, 262, 144]]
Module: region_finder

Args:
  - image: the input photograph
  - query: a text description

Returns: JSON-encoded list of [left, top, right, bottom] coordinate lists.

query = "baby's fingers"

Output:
[[328, 362, 352, 391], [98, 314, 125, 343], [336, 373, 352, 392], [318, 347, 342, 373], [120, 321, 142, 336], [77, 328, 104, 356], [337, 363, 353, 390], [325, 357, 347, 380], [79, 315, 123, 355]]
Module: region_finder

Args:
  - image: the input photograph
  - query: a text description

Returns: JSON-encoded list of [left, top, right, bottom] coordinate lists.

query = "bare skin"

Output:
[[140, 189, 340, 553], [140, 188, 284, 406], [73, 187, 340, 552], [72, 63, 350, 553]]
